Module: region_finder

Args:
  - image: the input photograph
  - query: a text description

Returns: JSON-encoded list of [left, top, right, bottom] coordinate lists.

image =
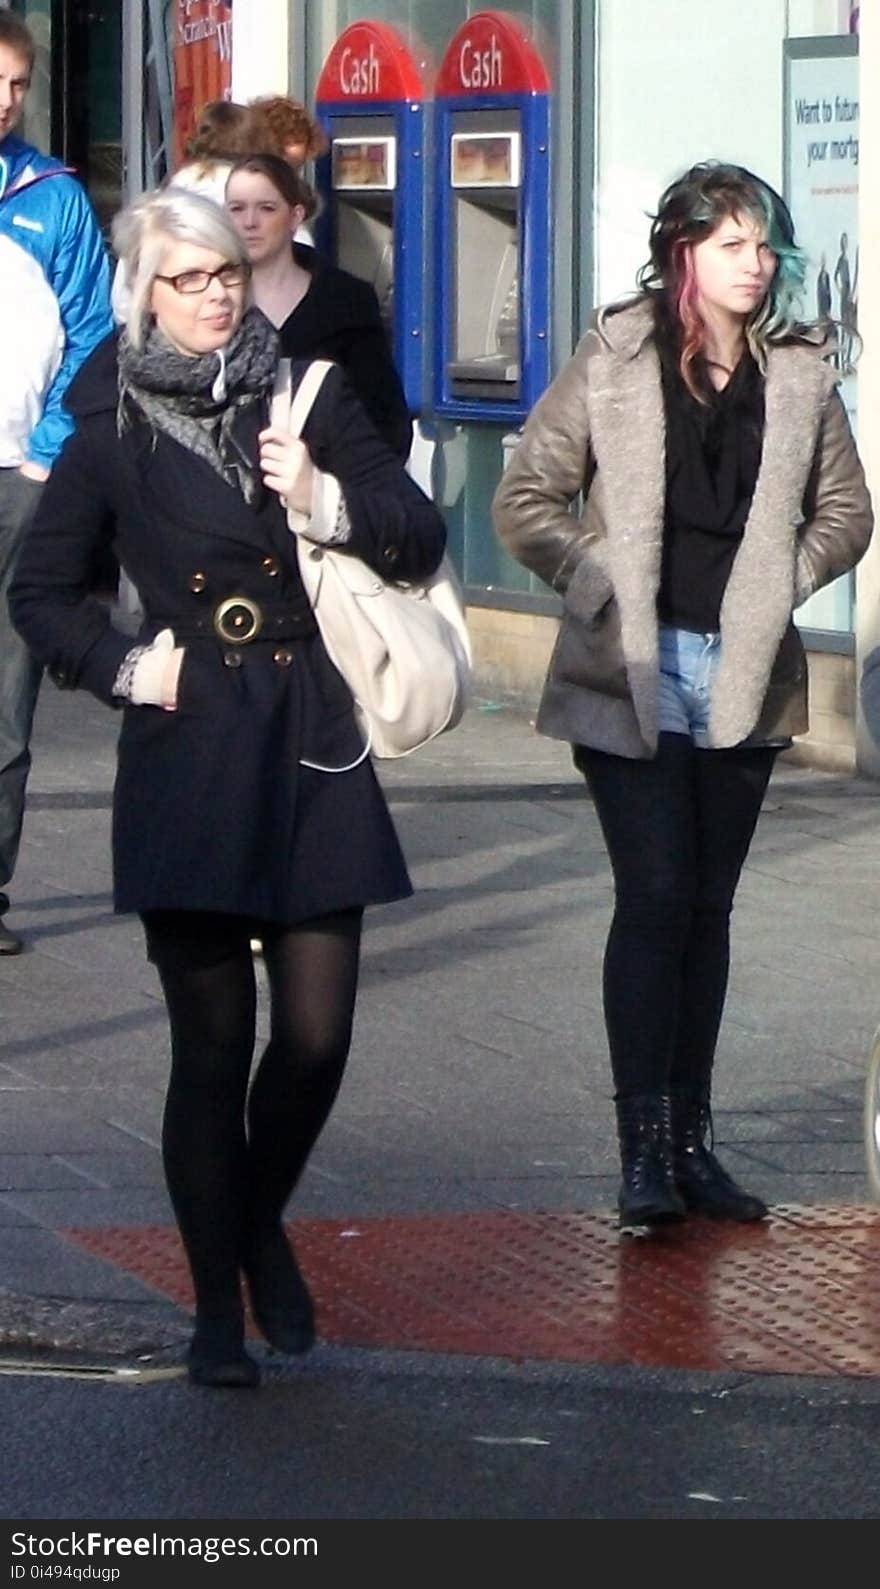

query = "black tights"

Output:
[[576, 733, 776, 1100], [144, 908, 363, 1326]]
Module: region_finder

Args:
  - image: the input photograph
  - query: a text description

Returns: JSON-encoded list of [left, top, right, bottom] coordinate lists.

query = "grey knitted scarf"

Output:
[[117, 306, 279, 503]]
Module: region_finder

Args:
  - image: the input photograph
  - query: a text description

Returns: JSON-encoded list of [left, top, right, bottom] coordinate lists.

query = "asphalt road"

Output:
[[2, 1347, 880, 1523]]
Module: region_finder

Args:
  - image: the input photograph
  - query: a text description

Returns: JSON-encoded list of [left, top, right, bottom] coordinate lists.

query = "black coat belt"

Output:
[[151, 595, 318, 645]]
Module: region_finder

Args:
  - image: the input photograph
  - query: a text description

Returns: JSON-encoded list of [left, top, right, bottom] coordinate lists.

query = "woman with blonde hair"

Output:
[[11, 187, 446, 1386], [110, 100, 250, 323]]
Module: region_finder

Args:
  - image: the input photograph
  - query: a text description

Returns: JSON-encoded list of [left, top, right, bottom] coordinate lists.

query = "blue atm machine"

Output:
[[314, 20, 428, 413], [434, 10, 551, 422]]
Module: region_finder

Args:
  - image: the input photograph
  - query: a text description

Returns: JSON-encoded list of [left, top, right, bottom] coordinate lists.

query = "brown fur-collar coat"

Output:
[[492, 297, 873, 756]]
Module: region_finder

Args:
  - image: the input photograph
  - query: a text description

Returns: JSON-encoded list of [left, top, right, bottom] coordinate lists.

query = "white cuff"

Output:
[[299, 468, 352, 545]]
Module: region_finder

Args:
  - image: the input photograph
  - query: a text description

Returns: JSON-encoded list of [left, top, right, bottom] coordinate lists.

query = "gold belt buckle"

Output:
[[213, 595, 262, 644]]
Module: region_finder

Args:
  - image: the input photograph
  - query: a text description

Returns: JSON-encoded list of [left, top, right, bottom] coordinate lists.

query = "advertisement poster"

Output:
[[173, 1, 233, 167], [784, 36, 858, 634]]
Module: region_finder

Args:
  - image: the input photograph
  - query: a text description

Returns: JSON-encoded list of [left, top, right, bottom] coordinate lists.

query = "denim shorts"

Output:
[[657, 625, 721, 747]]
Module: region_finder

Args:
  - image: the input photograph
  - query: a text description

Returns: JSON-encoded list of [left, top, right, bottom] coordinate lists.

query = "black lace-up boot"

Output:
[[671, 1087, 768, 1222], [615, 1093, 686, 1234]]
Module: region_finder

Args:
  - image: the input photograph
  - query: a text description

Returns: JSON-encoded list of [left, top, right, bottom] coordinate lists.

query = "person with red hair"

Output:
[[245, 95, 328, 169]]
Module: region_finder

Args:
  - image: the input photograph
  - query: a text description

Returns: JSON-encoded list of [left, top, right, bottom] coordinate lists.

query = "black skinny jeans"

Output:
[[576, 732, 776, 1100]]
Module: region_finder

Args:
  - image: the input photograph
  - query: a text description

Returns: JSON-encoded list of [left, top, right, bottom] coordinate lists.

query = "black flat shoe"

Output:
[[186, 1317, 260, 1388], [243, 1227, 315, 1356], [186, 1348, 260, 1389]]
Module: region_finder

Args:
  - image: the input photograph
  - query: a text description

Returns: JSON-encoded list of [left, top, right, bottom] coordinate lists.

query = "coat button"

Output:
[[223, 651, 242, 669], [189, 572, 207, 593], [261, 556, 280, 578], [383, 545, 400, 566], [273, 647, 293, 667]]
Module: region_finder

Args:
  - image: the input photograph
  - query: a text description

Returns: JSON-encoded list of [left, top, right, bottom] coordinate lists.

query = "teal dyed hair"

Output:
[[747, 179, 808, 346], [638, 162, 815, 395]]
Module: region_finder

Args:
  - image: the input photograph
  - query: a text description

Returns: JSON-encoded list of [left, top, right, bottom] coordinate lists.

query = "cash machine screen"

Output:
[[330, 124, 397, 339], [447, 115, 522, 401]]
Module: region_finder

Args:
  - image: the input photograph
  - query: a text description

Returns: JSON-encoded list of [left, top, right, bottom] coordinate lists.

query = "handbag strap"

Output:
[[271, 358, 336, 438], [272, 357, 373, 764]]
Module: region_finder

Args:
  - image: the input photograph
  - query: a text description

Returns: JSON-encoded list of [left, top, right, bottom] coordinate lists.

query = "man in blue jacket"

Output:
[[0, 11, 112, 952]]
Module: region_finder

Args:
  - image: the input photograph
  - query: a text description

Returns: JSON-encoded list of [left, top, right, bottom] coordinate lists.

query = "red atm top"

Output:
[[435, 9, 551, 96], [315, 20, 427, 103]]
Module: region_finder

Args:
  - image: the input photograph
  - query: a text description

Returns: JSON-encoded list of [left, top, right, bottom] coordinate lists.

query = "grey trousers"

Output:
[[0, 467, 44, 913]]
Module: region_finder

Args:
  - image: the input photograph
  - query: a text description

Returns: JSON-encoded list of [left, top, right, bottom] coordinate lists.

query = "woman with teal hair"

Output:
[[494, 161, 872, 1235]]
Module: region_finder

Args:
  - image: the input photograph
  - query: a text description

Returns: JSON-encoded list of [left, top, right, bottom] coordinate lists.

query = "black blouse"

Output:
[[658, 346, 765, 633], [277, 244, 412, 460]]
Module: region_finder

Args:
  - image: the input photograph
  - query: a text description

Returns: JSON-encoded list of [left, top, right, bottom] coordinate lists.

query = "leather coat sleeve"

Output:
[[491, 334, 596, 594], [795, 389, 874, 605]]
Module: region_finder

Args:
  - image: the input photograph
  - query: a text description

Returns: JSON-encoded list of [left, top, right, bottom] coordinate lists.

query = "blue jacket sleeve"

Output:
[[27, 181, 113, 469]]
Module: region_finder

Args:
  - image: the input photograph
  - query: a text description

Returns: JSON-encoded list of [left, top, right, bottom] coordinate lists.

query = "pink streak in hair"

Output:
[[673, 244, 706, 399]]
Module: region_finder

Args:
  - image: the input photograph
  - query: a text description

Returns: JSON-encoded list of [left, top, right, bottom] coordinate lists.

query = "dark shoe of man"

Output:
[[0, 917, 23, 955]]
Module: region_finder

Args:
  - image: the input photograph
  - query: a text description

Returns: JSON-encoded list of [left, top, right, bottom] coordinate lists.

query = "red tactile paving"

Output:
[[65, 1206, 880, 1377]]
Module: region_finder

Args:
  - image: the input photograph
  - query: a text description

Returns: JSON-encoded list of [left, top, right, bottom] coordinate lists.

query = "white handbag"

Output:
[[272, 358, 473, 759]]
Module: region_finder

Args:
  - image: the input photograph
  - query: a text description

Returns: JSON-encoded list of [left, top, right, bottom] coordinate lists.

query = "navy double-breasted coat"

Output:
[[10, 333, 447, 922]]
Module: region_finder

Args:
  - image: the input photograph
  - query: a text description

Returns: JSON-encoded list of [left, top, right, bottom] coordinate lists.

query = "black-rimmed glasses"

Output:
[[153, 262, 251, 295]]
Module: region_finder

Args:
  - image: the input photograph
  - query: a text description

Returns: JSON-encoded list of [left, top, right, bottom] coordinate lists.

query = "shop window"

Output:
[[8, 1, 123, 232], [7, 0, 51, 152]]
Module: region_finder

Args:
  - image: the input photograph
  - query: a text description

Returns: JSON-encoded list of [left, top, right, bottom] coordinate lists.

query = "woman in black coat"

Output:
[[10, 188, 446, 1389], [225, 153, 413, 459]]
